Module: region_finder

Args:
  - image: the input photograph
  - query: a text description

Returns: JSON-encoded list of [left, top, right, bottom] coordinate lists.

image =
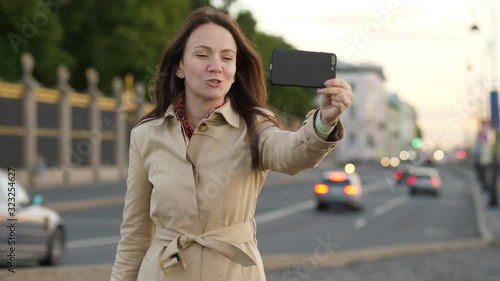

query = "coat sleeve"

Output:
[[111, 128, 154, 281], [258, 109, 344, 174]]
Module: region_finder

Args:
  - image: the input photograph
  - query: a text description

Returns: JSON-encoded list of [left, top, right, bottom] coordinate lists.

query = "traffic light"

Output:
[[412, 138, 422, 149], [456, 149, 466, 160]]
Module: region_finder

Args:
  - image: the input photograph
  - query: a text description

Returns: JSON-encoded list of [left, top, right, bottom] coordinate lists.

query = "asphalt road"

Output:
[[35, 162, 478, 267]]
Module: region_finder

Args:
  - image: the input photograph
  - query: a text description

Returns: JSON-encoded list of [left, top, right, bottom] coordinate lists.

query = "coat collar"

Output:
[[162, 97, 240, 128]]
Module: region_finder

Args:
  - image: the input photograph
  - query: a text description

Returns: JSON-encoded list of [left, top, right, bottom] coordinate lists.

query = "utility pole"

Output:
[[470, 1, 499, 207]]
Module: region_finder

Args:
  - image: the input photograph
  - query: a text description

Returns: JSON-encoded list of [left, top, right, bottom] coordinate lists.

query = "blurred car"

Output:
[[313, 170, 364, 211], [0, 169, 66, 266], [406, 167, 442, 197], [393, 163, 414, 184]]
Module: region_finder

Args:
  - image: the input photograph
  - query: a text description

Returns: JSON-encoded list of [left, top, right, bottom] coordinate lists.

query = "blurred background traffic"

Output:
[[0, 0, 499, 280]]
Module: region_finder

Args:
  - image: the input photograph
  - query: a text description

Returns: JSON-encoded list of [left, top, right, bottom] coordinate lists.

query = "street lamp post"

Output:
[[470, 1, 499, 207]]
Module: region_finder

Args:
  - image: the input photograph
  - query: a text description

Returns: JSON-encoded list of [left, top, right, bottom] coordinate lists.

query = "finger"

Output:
[[317, 87, 354, 102], [328, 91, 352, 107], [323, 78, 352, 91]]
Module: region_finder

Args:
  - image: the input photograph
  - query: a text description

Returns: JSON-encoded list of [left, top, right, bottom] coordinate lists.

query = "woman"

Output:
[[111, 7, 353, 281]]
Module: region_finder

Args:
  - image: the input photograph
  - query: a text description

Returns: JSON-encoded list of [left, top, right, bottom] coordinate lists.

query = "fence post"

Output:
[[113, 76, 127, 179], [86, 68, 102, 183], [135, 82, 145, 122], [21, 53, 40, 189], [57, 64, 74, 185]]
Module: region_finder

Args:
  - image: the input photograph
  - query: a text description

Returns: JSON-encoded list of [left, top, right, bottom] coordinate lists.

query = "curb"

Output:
[[1, 239, 491, 281], [0, 264, 111, 281], [262, 238, 491, 271], [469, 178, 496, 246]]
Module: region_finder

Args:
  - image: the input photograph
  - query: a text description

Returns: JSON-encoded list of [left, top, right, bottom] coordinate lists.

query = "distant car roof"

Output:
[[410, 167, 440, 176], [321, 170, 361, 184]]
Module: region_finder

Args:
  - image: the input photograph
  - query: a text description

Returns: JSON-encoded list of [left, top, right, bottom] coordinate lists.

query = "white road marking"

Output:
[[372, 196, 408, 217], [352, 196, 408, 229], [424, 227, 450, 236], [67, 235, 121, 250], [363, 178, 395, 193], [64, 218, 123, 227], [353, 218, 367, 229], [439, 198, 470, 207], [255, 200, 315, 225]]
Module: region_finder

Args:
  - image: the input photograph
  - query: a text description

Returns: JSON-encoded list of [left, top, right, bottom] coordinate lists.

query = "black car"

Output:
[[313, 170, 364, 211], [0, 169, 66, 266]]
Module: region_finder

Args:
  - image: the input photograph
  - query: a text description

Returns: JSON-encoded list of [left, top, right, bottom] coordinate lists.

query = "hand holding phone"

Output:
[[317, 79, 354, 126], [269, 49, 337, 88]]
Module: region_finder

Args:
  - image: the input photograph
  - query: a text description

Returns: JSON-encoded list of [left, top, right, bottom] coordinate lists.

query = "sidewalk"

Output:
[[265, 165, 500, 281]]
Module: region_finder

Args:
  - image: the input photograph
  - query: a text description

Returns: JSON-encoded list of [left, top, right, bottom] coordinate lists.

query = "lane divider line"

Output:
[[67, 235, 121, 250], [255, 200, 315, 225]]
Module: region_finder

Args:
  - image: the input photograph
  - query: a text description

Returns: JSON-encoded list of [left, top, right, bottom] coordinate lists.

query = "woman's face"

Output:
[[176, 23, 237, 104]]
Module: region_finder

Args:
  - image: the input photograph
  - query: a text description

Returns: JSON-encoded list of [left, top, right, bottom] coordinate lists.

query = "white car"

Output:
[[0, 169, 66, 266], [313, 170, 364, 212], [406, 167, 442, 197]]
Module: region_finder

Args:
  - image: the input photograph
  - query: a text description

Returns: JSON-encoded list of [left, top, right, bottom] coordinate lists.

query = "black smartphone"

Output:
[[269, 48, 337, 88]]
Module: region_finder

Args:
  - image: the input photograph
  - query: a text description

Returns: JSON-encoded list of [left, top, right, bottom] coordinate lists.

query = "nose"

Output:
[[207, 59, 222, 73]]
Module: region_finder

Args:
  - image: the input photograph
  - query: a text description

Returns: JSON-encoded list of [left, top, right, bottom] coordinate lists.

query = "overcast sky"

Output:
[[222, 0, 500, 151]]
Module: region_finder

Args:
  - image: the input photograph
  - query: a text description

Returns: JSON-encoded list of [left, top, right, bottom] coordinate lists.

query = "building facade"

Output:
[[387, 94, 420, 157], [332, 62, 419, 164], [332, 62, 388, 163]]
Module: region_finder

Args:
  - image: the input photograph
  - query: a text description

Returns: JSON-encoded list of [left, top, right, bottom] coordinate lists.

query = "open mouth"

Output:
[[207, 79, 222, 86]]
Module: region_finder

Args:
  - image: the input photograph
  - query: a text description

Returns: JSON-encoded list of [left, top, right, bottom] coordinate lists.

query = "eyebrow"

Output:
[[193, 45, 236, 55]]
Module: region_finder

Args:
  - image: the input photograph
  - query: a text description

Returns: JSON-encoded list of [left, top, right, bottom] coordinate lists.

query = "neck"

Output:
[[184, 96, 225, 126], [185, 110, 204, 126]]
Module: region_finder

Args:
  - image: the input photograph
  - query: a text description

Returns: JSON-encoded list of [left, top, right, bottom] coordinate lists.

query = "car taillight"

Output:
[[431, 177, 441, 187], [394, 170, 403, 180], [407, 176, 417, 186], [344, 185, 360, 195], [314, 184, 329, 194]]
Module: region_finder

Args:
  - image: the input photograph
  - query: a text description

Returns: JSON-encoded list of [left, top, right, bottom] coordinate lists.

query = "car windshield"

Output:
[[324, 180, 351, 188], [0, 171, 30, 207]]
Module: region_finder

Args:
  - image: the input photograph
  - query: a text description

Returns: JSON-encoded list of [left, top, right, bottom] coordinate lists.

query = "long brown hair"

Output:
[[139, 7, 281, 169]]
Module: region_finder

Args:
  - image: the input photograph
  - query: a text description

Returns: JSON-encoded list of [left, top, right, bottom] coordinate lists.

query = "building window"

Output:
[[349, 104, 356, 120], [348, 82, 356, 120], [349, 133, 356, 148], [349, 82, 356, 92], [367, 134, 374, 148]]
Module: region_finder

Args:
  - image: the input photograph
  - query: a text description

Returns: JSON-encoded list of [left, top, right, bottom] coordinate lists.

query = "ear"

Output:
[[175, 61, 185, 79], [175, 68, 185, 79]]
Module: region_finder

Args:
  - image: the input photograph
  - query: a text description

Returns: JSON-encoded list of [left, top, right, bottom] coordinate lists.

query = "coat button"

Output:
[[199, 123, 208, 132]]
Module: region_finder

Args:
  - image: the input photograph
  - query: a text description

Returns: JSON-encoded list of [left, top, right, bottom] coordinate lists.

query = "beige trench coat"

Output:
[[111, 100, 343, 281]]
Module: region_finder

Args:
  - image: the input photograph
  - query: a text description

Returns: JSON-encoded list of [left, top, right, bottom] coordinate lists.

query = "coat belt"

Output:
[[153, 219, 257, 276]]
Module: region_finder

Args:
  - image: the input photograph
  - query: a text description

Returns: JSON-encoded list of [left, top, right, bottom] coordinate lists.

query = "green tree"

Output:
[[58, 0, 191, 94], [0, 0, 73, 84], [191, 0, 212, 9], [236, 10, 316, 121], [0, 0, 317, 119]]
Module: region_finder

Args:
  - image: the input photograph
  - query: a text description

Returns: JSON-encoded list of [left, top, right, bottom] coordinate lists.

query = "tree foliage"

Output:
[[0, 0, 72, 85], [57, 0, 191, 93], [0, 0, 316, 119], [235, 10, 316, 119]]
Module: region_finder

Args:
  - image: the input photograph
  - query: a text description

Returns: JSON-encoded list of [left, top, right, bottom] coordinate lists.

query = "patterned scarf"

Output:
[[174, 96, 225, 138]]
